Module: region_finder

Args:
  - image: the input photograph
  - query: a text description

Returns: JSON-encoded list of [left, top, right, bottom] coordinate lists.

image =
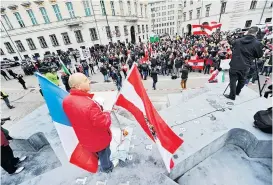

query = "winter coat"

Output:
[[151, 70, 158, 82], [181, 68, 188, 79], [229, 35, 263, 70], [63, 89, 112, 152]]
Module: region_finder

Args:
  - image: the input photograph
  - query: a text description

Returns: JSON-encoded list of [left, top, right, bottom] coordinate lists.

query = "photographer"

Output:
[[224, 27, 263, 100]]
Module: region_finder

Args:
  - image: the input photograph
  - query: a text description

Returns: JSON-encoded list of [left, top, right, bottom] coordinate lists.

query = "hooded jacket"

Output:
[[229, 35, 263, 70]]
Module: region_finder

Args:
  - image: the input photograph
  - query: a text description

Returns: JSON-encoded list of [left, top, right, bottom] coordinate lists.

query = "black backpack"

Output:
[[253, 107, 272, 133]]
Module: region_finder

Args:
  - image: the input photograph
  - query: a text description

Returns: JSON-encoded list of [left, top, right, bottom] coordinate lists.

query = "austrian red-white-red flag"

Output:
[[210, 21, 222, 29], [192, 24, 213, 35], [114, 63, 183, 173]]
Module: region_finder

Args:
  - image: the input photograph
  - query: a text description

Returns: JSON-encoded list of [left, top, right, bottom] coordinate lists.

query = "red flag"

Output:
[[187, 59, 204, 70], [115, 64, 183, 172]]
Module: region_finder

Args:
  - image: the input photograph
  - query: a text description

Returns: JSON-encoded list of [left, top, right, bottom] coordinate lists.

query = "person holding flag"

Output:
[[63, 73, 118, 173]]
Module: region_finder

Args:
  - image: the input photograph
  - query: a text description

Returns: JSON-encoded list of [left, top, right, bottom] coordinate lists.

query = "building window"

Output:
[[183, 12, 186, 21], [250, 0, 257, 9], [39, 7, 50, 23], [120, 0, 124, 16], [138, 25, 141, 33], [127, 1, 131, 16], [1, 49, 4, 55], [146, 25, 148, 32], [110, 1, 115, 16], [142, 25, 145, 33], [83, 0, 91, 16], [38, 36, 48, 48], [134, 1, 138, 15], [124, 26, 128, 36], [106, 26, 111, 38], [205, 5, 211, 17], [15, 40, 26, 52], [189, 10, 192, 20], [221, 2, 227, 13], [61, 32, 71, 45], [184, 0, 186, 7], [26, 38, 36, 50], [196, 8, 201, 18], [75, 30, 84, 43], [190, 0, 193, 5], [144, 5, 147, 17], [1, 15, 13, 30], [245, 20, 252, 28], [115, 26, 120, 37], [66, 2, 75, 18], [49, 34, 59, 46], [27, 9, 38, 25], [90, 28, 98, 40], [265, 18, 272, 23], [4, 42, 15, 53], [100, 0, 106, 15], [140, 4, 143, 17], [52, 4, 62, 21], [14, 12, 25, 28]]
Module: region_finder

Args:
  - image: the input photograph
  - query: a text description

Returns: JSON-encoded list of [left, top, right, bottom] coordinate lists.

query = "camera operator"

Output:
[[224, 27, 263, 100]]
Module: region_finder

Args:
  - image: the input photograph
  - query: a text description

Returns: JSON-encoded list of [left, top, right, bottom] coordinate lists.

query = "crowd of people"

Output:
[[1, 30, 272, 93]]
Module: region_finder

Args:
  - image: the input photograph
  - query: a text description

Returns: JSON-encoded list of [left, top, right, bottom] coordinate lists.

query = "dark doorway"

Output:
[[187, 24, 192, 35], [130, 26, 136, 44], [13, 56, 19, 61], [24, 55, 29, 59]]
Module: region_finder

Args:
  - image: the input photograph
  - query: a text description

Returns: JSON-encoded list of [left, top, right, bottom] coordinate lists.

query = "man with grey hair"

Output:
[[224, 27, 263, 100]]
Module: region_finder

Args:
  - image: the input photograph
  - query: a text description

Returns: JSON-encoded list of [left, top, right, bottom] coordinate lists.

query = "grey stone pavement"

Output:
[[1, 65, 272, 185]]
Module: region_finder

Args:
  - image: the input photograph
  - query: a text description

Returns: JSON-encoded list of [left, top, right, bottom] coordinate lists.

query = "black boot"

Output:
[[224, 94, 235, 100]]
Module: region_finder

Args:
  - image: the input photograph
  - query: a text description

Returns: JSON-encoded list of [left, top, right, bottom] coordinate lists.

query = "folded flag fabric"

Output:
[[36, 73, 98, 173], [114, 64, 183, 173]]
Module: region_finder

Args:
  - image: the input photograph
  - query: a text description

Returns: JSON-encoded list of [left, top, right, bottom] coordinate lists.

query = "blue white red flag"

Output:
[[36, 73, 98, 173]]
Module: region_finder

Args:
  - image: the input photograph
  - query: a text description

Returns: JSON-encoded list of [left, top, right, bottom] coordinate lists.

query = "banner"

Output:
[[220, 59, 231, 70], [187, 59, 204, 70]]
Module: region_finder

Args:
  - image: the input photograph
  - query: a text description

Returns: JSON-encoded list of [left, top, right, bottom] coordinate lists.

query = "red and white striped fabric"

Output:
[[210, 21, 222, 29], [187, 59, 204, 70], [192, 24, 213, 35], [115, 64, 183, 173]]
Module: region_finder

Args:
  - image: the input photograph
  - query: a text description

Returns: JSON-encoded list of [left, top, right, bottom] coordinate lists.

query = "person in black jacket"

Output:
[[174, 56, 183, 76], [1, 70, 10, 81], [181, 65, 189, 90], [151, 68, 158, 90], [17, 74, 27, 90], [224, 27, 263, 100]]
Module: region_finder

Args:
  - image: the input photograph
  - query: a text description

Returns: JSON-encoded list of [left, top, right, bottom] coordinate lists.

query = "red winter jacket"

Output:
[[63, 89, 112, 152]]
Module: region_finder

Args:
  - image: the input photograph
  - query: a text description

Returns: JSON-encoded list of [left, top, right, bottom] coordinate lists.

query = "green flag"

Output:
[[60, 60, 71, 75], [150, 33, 159, 43]]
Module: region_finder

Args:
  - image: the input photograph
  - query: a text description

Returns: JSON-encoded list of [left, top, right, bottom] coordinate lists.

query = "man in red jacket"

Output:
[[63, 73, 115, 173]]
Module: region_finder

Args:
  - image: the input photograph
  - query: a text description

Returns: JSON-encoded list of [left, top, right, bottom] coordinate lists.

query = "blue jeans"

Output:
[[116, 80, 122, 91], [84, 69, 89, 77], [97, 145, 113, 173], [104, 74, 109, 82], [142, 71, 148, 80]]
